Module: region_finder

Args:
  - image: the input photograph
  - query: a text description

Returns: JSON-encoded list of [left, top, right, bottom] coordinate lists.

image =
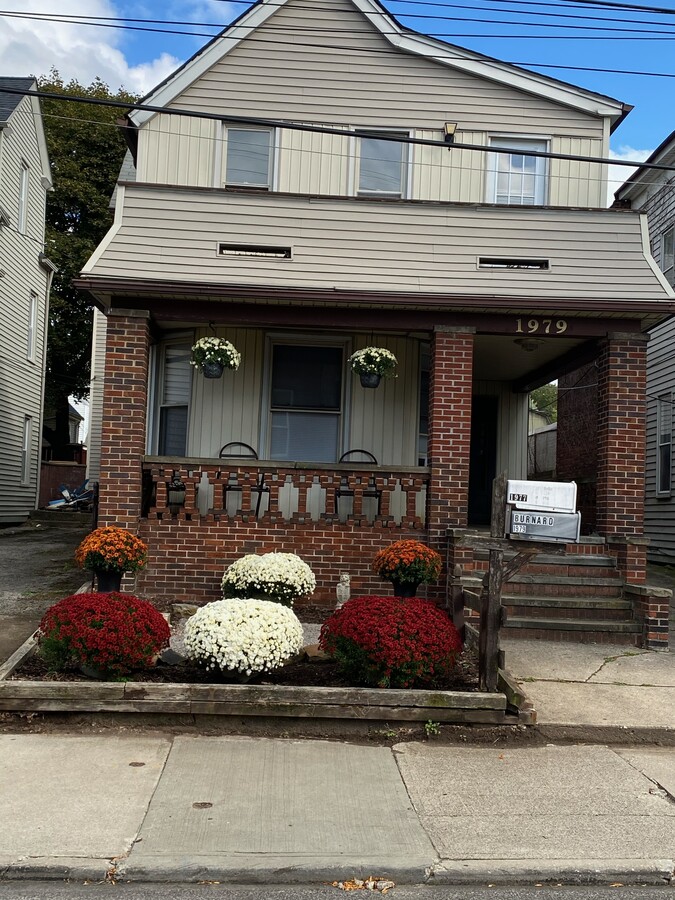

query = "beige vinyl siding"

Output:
[[86, 308, 108, 482], [549, 137, 605, 208], [88, 185, 672, 304], [0, 95, 49, 522], [413, 130, 486, 204], [137, 113, 217, 187], [171, 0, 605, 140], [645, 317, 675, 559], [276, 126, 350, 195], [474, 381, 528, 480]]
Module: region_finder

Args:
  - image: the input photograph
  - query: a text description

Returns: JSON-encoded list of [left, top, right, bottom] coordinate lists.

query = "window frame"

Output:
[[662, 226, 674, 285], [27, 291, 38, 362], [486, 135, 549, 206], [223, 125, 276, 190], [260, 333, 352, 462], [152, 338, 193, 457], [352, 128, 412, 199], [656, 393, 673, 497], [18, 160, 29, 234], [21, 415, 32, 486]]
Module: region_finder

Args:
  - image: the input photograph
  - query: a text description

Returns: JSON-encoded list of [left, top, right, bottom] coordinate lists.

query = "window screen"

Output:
[[226, 128, 272, 188]]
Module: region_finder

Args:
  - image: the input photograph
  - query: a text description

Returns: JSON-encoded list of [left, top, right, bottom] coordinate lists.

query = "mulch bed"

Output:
[[10, 649, 480, 692]]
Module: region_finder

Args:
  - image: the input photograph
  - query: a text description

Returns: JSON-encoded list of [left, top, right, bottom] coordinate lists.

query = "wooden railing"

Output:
[[143, 457, 429, 527]]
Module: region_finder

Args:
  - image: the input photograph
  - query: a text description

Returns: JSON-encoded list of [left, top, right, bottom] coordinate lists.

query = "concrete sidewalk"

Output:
[[0, 734, 674, 886]]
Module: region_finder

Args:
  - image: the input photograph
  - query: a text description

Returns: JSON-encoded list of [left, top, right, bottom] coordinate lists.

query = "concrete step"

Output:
[[503, 616, 642, 646], [503, 596, 634, 622]]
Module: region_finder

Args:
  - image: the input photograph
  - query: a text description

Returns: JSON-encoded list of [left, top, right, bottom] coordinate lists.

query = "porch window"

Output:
[[657, 394, 672, 496], [269, 344, 343, 462], [225, 127, 273, 188], [487, 137, 547, 205], [356, 131, 409, 197], [662, 226, 674, 286], [158, 343, 191, 456]]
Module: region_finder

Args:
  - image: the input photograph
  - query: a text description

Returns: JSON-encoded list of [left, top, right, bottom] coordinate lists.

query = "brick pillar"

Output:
[[98, 309, 151, 530], [596, 332, 648, 582], [427, 327, 475, 550]]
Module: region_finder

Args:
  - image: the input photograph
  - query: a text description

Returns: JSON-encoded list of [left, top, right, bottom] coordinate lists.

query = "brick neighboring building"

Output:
[[78, 0, 674, 648]]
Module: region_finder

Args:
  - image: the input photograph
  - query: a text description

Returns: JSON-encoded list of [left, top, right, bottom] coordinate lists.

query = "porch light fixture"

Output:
[[514, 338, 544, 353], [444, 122, 457, 145], [166, 472, 186, 514]]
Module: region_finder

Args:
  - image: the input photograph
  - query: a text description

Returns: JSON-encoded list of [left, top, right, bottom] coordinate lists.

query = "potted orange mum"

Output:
[[75, 526, 148, 593], [373, 539, 442, 597]]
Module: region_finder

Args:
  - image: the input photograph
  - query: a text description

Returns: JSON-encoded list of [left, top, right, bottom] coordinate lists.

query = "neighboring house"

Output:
[[42, 403, 85, 461], [615, 131, 675, 563], [0, 78, 54, 524], [78, 0, 674, 646]]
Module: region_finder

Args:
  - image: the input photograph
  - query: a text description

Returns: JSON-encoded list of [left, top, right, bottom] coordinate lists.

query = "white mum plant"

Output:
[[221, 552, 316, 607], [184, 598, 304, 675], [190, 337, 241, 370], [348, 347, 397, 378]]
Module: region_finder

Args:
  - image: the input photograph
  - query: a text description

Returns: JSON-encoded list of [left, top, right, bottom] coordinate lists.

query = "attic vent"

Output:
[[218, 243, 291, 259], [479, 257, 549, 270]]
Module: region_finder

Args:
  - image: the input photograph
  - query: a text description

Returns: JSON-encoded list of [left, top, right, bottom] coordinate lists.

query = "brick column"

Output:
[[98, 309, 151, 530], [596, 332, 648, 582], [427, 327, 475, 550]]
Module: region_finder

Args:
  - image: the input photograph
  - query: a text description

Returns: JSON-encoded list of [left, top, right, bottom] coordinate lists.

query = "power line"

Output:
[[5, 85, 674, 174]]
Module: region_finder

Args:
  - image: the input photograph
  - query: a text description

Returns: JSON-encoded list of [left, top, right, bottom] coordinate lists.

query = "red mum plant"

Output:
[[319, 595, 462, 689], [373, 540, 442, 588], [38, 592, 170, 678]]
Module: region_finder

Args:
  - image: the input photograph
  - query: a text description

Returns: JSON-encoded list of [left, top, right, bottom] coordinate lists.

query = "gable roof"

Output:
[[129, 0, 627, 129], [0, 77, 34, 123], [615, 129, 675, 203]]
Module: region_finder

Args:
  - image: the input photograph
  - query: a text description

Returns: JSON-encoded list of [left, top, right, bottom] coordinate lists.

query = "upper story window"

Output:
[[662, 226, 674, 286], [18, 161, 29, 233], [487, 137, 548, 206], [27, 291, 38, 362], [657, 393, 672, 496], [355, 131, 409, 198], [225, 127, 273, 189]]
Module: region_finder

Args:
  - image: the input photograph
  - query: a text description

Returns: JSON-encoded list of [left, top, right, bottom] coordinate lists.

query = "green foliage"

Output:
[[38, 70, 138, 451], [529, 382, 558, 423], [424, 719, 441, 738]]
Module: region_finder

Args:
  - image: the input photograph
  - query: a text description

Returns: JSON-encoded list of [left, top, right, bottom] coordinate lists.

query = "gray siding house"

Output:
[[616, 132, 675, 561], [0, 79, 54, 523]]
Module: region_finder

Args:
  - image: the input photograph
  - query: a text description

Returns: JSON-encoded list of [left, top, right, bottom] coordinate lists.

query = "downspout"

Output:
[[36, 253, 57, 513]]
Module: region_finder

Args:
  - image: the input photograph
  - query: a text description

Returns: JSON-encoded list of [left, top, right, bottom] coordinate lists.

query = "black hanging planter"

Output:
[[359, 372, 381, 389], [201, 361, 224, 379]]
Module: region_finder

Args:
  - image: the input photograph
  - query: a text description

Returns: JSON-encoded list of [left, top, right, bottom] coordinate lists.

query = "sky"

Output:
[[0, 0, 672, 172]]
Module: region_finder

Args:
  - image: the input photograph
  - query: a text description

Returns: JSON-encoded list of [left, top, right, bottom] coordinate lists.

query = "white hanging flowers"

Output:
[[190, 337, 241, 371], [184, 598, 304, 676], [349, 347, 398, 378], [221, 552, 316, 607]]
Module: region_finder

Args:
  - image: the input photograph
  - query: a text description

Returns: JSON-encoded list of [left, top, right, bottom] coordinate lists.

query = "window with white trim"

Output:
[[657, 393, 672, 496], [21, 416, 32, 485], [224, 127, 273, 188], [18, 161, 29, 233], [157, 343, 192, 456], [662, 226, 674, 286], [487, 137, 548, 205], [27, 291, 38, 361], [268, 343, 344, 462], [355, 131, 409, 198]]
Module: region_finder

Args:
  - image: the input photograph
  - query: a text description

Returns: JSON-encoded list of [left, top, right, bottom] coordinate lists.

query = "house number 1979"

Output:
[[515, 318, 568, 335]]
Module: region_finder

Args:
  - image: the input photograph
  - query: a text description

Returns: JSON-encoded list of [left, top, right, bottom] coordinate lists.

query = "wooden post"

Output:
[[479, 548, 503, 691]]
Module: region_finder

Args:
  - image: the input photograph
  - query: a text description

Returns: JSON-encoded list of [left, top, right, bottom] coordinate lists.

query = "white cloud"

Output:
[[0, 0, 180, 94], [607, 146, 653, 206]]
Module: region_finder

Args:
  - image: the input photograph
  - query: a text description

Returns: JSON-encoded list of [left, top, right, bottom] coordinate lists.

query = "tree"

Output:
[[530, 382, 558, 423], [38, 71, 138, 458]]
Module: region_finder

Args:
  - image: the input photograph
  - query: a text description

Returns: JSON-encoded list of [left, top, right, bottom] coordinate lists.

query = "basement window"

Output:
[[479, 258, 550, 270], [218, 244, 292, 259]]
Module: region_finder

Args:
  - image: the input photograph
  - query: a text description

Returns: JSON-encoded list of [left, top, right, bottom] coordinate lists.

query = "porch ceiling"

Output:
[[473, 334, 588, 381]]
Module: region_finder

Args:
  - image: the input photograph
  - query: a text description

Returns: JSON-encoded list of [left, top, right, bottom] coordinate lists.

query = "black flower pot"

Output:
[[391, 580, 419, 598], [94, 569, 123, 593], [359, 372, 381, 389], [201, 361, 224, 378]]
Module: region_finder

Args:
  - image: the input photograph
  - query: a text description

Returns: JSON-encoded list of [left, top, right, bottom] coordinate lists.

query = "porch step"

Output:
[[504, 574, 623, 597], [503, 617, 642, 645], [503, 595, 634, 622]]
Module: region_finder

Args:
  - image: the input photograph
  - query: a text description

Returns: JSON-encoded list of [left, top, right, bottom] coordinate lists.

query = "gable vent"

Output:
[[479, 257, 549, 270], [218, 243, 292, 259]]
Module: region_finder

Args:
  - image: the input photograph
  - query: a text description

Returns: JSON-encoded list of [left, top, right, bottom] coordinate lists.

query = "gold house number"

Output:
[[515, 317, 568, 335]]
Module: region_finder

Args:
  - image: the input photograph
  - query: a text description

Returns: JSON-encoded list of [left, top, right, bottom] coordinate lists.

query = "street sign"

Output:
[[509, 509, 581, 542], [506, 479, 577, 513]]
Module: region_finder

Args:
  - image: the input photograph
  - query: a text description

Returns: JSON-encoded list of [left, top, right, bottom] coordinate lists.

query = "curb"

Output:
[[535, 724, 675, 746], [0, 856, 113, 882], [428, 858, 674, 886]]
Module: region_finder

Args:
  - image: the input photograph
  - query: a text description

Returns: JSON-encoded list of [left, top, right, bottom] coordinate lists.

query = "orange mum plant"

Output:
[[75, 526, 148, 575], [373, 539, 442, 587]]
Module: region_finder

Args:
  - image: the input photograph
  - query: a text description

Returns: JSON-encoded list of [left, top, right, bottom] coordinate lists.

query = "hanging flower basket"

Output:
[[190, 337, 241, 377], [349, 347, 397, 388]]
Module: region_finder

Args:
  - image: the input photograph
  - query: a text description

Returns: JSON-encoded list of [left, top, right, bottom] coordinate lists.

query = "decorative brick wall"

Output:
[[427, 327, 474, 547], [98, 310, 150, 529], [624, 584, 671, 650]]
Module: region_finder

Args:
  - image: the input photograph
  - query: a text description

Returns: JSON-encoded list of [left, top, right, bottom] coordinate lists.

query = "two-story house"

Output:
[[78, 0, 674, 647], [0, 78, 54, 524], [615, 131, 675, 564]]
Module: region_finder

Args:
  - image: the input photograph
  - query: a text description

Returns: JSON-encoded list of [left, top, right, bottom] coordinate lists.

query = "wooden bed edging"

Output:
[[0, 633, 532, 726]]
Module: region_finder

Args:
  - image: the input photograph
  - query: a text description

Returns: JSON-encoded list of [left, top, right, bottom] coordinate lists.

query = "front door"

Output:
[[468, 396, 498, 526]]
